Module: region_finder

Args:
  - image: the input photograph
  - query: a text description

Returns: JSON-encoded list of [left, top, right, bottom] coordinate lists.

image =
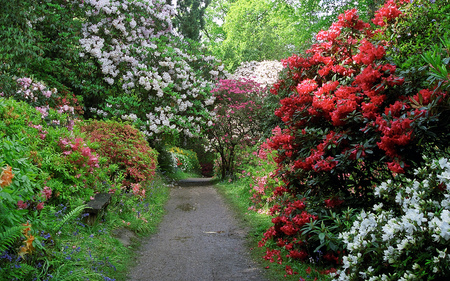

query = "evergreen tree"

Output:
[[173, 0, 211, 41]]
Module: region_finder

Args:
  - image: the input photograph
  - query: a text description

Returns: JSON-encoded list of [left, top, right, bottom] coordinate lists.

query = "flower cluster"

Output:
[[59, 137, 100, 174], [336, 156, 450, 280], [0, 165, 14, 187], [79, 120, 158, 186], [131, 183, 146, 199], [18, 222, 35, 259], [230, 60, 283, 88], [6, 77, 82, 131], [80, 0, 227, 138], [261, 0, 450, 274], [372, 0, 404, 27]]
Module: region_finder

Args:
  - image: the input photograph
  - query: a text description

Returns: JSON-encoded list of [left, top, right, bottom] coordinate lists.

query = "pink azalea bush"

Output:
[[208, 78, 265, 179], [79, 120, 158, 187]]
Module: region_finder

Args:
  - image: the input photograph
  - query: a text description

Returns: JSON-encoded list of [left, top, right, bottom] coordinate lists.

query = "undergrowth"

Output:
[[215, 180, 333, 281]]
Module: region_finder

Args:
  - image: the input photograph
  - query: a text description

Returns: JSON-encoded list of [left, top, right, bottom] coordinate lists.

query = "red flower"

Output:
[[284, 265, 298, 275], [352, 39, 385, 65], [287, 249, 308, 260], [372, 0, 402, 27], [324, 197, 344, 208]]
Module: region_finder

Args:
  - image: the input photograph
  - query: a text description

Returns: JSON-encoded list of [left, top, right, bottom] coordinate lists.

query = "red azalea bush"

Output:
[[79, 120, 158, 187], [259, 0, 450, 273]]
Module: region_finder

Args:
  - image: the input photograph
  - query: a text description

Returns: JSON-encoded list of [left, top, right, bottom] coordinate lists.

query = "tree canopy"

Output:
[[173, 0, 212, 41], [203, 0, 384, 72]]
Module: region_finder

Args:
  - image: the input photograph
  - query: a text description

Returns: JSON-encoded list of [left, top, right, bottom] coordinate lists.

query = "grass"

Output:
[[34, 175, 171, 281], [162, 168, 204, 181], [214, 179, 333, 281]]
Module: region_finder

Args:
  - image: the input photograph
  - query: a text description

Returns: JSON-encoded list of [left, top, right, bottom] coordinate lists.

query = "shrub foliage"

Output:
[[80, 120, 158, 187], [258, 0, 450, 276]]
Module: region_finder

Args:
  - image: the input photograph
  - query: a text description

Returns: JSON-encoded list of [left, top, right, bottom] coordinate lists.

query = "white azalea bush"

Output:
[[230, 60, 283, 88], [335, 155, 450, 280], [80, 0, 227, 139]]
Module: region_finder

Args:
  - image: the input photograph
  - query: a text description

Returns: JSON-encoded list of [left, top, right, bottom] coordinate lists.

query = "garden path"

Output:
[[127, 178, 268, 281]]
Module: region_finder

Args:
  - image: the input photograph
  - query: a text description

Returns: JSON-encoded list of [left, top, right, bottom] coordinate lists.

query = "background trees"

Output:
[[173, 0, 212, 41], [203, 0, 382, 72]]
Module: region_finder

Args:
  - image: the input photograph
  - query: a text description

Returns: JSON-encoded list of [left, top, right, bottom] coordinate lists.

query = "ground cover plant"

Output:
[[0, 95, 169, 280]]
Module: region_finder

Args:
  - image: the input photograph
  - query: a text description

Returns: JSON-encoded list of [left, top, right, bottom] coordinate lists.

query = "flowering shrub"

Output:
[[260, 0, 450, 273], [0, 97, 66, 216], [79, 120, 158, 187], [336, 155, 450, 280], [0, 99, 59, 273], [167, 146, 201, 174], [207, 78, 265, 178], [3, 77, 83, 128], [58, 137, 99, 174], [230, 60, 283, 88], [80, 0, 227, 139], [235, 141, 281, 214]]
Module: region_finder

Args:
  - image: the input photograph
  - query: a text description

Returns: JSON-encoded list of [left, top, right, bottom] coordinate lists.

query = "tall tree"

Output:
[[220, 0, 307, 71], [173, 0, 211, 41], [203, 0, 382, 72]]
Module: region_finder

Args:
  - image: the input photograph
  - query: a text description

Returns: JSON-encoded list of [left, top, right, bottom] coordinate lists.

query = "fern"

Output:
[[52, 204, 86, 233], [0, 226, 24, 253]]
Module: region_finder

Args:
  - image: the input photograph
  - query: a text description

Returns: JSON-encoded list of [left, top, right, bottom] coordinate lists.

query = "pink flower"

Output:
[[41, 186, 52, 200], [81, 147, 91, 157], [36, 202, 44, 210], [17, 200, 28, 209]]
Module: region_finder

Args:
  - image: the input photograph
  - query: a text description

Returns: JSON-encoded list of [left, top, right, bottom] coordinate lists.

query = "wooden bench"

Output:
[[84, 193, 112, 225]]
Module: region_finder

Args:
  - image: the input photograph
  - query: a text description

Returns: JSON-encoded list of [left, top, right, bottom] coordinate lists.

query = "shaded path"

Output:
[[127, 178, 268, 281]]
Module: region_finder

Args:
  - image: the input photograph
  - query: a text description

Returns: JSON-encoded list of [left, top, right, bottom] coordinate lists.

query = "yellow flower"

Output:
[[0, 165, 14, 187]]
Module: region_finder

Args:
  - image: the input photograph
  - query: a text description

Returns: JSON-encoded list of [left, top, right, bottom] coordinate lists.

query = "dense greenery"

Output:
[[173, 0, 212, 41], [0, 97, 167, 280]]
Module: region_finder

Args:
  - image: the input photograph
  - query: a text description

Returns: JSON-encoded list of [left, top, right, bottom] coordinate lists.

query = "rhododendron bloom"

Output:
[[296, 79, 318, 95], [324, 197, 345, 208], [372, 0, 402, 26], [352, 39, 385, 65]]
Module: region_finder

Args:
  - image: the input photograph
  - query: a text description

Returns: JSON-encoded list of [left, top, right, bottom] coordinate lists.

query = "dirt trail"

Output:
[[127, 178, 268, 281]]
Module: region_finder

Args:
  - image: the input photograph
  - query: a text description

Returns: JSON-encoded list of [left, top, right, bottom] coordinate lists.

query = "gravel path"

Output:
[[127, 178, 268, 281]]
